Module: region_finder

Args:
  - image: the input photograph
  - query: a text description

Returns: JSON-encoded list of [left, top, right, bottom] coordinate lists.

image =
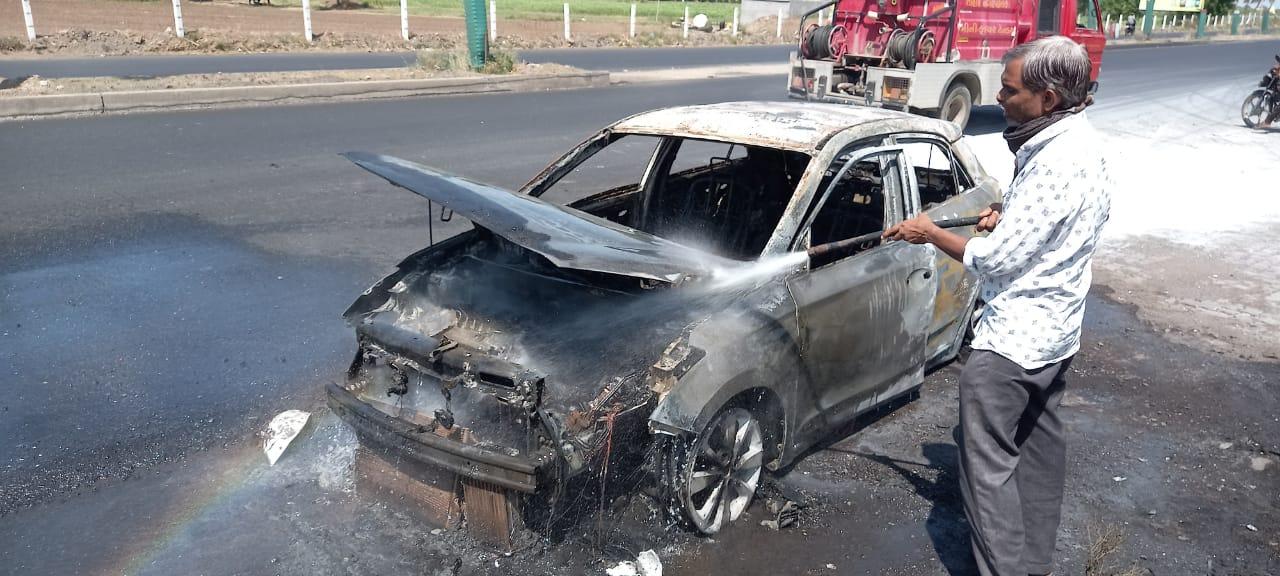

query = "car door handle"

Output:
[[907, 268, 933, 284]]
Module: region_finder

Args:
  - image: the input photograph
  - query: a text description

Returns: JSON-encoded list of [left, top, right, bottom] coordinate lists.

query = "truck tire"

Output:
[[939, 83, 973, 132]]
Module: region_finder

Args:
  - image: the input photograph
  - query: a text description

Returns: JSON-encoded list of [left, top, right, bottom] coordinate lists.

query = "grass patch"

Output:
[[0, 37, 26, 52], [483, 48, 517, 73], [273, 0, 739, 22], [416, 48, 518, 73], [1085, 523, 1149, 576]]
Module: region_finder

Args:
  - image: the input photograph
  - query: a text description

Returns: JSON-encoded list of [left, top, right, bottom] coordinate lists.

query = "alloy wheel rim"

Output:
[[681, 408, 764, 534]]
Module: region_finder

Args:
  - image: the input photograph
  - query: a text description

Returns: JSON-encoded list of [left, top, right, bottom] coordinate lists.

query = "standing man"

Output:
[[882, 36, 1111, 576]]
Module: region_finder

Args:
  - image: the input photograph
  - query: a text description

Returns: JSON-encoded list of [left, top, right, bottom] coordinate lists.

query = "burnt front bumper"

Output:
[[326, 381, 553, 493]]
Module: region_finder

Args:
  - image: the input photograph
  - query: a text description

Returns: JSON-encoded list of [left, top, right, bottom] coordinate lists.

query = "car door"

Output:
[[893, 136, 985, 365], [785, 146, 936, 425]]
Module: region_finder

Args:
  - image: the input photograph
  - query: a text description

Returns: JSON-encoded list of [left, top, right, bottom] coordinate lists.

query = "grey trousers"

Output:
[[958, 349, 1073, 576]]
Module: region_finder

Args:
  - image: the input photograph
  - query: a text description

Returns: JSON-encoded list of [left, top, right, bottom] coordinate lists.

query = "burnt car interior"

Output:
[[807, 156, 890, 268], [641, 141, 810, 261], [901, 139, 970, 209], [536, 134, 811, 262]]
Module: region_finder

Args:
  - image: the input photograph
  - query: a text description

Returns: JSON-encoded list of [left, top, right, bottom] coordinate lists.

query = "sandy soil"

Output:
[[0, 0, 793, 56]]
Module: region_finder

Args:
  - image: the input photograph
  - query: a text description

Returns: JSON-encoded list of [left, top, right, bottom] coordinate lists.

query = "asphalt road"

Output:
[[1, 39, 1278, 575]]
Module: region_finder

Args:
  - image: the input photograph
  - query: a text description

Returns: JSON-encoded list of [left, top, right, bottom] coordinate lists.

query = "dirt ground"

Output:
[[0, 0, 792, 55]]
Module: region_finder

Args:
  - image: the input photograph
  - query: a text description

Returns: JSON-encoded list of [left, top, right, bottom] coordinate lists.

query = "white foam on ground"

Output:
[[964, 80, 1280, 247]]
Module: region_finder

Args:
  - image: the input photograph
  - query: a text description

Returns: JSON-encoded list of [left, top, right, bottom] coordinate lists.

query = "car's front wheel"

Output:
[[666, 406, 765, 534]]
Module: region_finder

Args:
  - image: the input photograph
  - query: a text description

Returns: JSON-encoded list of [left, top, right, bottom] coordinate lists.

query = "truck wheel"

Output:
[[665, 406, 764, 535], [939, 83, 973, 131]]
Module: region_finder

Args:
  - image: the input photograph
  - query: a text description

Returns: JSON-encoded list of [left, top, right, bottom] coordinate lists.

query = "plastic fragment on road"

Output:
[[637, 550, 661, 576], [264, 410, 311, 466], [761, 498, 800, 530], [605, 550, 662, 576], [1112, 476, 1127, 482]]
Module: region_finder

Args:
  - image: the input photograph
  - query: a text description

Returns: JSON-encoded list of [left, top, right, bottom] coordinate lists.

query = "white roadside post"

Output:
[[817, 8, 825, 25], [489, 0, 496, 39], [1161, 14, 1166, 28], [683, 5, 690, 37], [171, 0, 185, 38], [563, 3, 570, 40], [401, 0, 410, 40], [20, 0, 35, 41], [732, 6, 739, 35], [629, 3, 636, 37], [777, 7, 784, 38], [302, 0, 313, 42], [1105, 13, 1111, 29]]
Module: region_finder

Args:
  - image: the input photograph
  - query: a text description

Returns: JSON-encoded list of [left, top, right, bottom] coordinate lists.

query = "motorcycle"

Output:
[[1241, 54, 1280, 129]]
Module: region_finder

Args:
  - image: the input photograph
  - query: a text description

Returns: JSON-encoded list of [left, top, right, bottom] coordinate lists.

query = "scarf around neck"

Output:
[[1003, 102, 1089, 153]]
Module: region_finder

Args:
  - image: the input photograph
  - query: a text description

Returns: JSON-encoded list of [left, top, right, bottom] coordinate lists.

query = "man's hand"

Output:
[[977, 203, 1003, 233], [882, 213, 937, 244]]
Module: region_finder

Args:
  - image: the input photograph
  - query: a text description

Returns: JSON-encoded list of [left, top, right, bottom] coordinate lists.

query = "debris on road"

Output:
[[760, 498, 800, 530], [1112, 476, 1127, 482], [264, 409, 310, 466], [605, 549, 662, 576]]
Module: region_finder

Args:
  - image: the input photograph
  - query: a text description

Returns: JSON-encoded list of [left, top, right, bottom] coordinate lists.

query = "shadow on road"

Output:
[[854, 438, 980, 576]]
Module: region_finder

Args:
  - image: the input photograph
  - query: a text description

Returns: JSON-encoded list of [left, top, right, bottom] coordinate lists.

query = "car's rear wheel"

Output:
[[667, 407, 765, 535]]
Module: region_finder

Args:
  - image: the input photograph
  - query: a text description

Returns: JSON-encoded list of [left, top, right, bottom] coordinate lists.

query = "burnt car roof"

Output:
[[342, 152, 740, 283], [610, 101, 962, 152]]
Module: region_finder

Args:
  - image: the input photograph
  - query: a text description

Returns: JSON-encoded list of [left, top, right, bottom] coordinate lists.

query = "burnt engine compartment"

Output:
[[342, 230, 722, 520]]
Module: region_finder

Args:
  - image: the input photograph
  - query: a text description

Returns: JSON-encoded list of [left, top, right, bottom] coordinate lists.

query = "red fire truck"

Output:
[[788, 0, 1106, 129]]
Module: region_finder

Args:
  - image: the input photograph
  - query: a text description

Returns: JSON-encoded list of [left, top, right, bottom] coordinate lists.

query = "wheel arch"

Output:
[[939, 71, 982, 108]]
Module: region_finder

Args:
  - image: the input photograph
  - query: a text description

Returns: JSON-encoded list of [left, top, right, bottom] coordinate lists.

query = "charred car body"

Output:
[[329, 102, 999, 537]]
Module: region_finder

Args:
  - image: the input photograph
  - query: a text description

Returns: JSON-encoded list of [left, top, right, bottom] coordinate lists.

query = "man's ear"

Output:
[[1042, 88, 1063, 112]]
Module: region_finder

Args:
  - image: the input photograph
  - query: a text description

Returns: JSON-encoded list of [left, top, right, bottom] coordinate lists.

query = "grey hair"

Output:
[[1002, 36, 1092, 109]]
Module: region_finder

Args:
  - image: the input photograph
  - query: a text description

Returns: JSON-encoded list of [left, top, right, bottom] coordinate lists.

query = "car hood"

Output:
[[343, 152, 737, 283]]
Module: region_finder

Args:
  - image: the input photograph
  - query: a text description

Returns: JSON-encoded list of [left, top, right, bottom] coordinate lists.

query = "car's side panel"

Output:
[[888, 134, 1000, 366], [774, 147, 936, 456], [922, 192, 990, 365], [786, 241, 934, 425], [647, 291, 812, 455]]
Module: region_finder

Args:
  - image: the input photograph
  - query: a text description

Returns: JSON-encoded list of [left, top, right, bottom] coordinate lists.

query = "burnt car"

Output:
[[329, 102, 999, 538]]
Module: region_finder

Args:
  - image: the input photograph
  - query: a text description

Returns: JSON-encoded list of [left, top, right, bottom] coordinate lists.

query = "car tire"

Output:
[[664, 406, 765, 535], [939, 83, 973, 132]]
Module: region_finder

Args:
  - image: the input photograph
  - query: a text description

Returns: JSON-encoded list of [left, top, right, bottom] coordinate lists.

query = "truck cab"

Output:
[[788, 0, 1106, 131]]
